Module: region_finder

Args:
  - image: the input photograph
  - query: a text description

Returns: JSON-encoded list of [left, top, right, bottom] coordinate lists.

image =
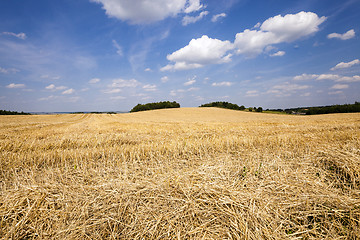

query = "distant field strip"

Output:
[[1, 108, 359, 239]]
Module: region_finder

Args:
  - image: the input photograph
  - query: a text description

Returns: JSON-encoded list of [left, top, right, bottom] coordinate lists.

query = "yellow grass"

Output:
[[1, 108, 359, 239]]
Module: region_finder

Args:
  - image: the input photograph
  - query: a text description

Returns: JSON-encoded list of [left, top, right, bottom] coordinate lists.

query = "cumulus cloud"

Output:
[[331, 59, 359, 70], [234, 11, 326, 56], [89, 78, 101, 84], [6, 83, 25, 89], [331, 84, 349, 90], [270, 51, 285, 57], [1, 32, 27, 40], [161, 76, 169, 83], [294, 73, 360, 83], [143, 84, 157, 91], [45, 84, 67, 91], [182, 11, 208, 26], [110, 79, 140, 88], [184, 76, 196, 86], [184, 0, 203, 13], [335, 75, 360, 83], [161, 35, 234, 71], [91, 0, 203, 24], [144, 68, 152, 72], [62, 88, 75, 95], [162, 11, 325, 70], [293, 73, 319, 81], [211, 81, 233, 87], [246, 90, 259, 97], [212, 13, 227, 22], [327, 29, 355, 40]]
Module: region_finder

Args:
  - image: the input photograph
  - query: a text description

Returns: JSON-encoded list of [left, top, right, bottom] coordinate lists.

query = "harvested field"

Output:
[[1, 108, 359, 239]]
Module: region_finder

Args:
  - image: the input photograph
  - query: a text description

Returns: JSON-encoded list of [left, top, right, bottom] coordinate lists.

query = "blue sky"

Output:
[[0, 0, 359, 112]]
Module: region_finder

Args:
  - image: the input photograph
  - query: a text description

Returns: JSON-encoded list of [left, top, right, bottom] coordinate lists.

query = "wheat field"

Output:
[[1, 108, 359, 239]]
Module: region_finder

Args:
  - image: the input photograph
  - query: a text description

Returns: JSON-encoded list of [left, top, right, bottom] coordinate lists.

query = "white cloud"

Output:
[[38, 95, 58, 101], [184, 0, 203, 13], [327, 29, 355, 40], [331, 59, 359, 70], [45, 84, 67, 91], [112, 40, 123, 56], [144, 68, 152, 72], [331, 84, 349, 90], [212, 13, 227, 22], [212, 81, 233, 87], [162, 11, 325, 70], [329, 91, 343, 95], [110, 96, 126, 100], [104, 88, 122, 94], [161, 35, 234, 71], [1, 32, 27, 40], [89, 78, 101, 84], [62, 88, 75, 95], [182, 11, 208, 26], [253, 22, 261, 28], [91, 0, 203, 24], [268, 83, 309, 97], [293, 73, 319, 81], [0, 67, 19, 74], [6, 83, 25, 89], [272, 83, 309, 91], [270, 51, 285, 57], [336, 75, 360, 83], [184, 76, 196, 86], [143, 84, 157, 91], [161, 76, 169, 83], [45, 84, 55, 90], [301, 92, 311, 97], [294, 73, 360, 83], [110, 79, 140, 88], [234, 11, 326, 56], [246, 90, 259, 97]]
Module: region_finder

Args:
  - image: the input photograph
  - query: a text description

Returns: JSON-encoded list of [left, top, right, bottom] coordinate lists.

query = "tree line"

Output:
[[0, 109, 31, 115], [305, 102, 360, 115], [199, 101, 263, 112], [130, 101, 180, 113]]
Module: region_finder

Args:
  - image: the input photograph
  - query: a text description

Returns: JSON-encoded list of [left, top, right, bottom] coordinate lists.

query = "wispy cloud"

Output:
[[184, 76, 196, 86], [211, 13, 226, 22], [182, 11, 209, 26], [1, 32, 27, 40], [62, 88, 75, 95], [0, 67, 19, 74], [112, 40, 123, 56]]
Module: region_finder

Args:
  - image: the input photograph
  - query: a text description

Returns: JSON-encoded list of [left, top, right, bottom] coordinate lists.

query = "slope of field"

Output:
[[1, 108, 359, 239]]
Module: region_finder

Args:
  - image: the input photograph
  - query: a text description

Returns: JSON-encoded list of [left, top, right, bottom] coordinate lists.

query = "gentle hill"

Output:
[[122, 107, 292, 123]]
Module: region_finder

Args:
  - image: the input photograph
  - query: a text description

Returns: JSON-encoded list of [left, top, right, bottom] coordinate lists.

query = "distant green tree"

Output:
[[130, 101, 180, 113], [0, 109, 31, 115], [306, 102, 360, 115], [199, 101, 245, 111], [248, 107, 253, 112], [256, 107, 263, 112]]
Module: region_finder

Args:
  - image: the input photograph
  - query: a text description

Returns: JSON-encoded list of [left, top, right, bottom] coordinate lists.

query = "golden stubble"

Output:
[[1, 108, 359, 239]]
